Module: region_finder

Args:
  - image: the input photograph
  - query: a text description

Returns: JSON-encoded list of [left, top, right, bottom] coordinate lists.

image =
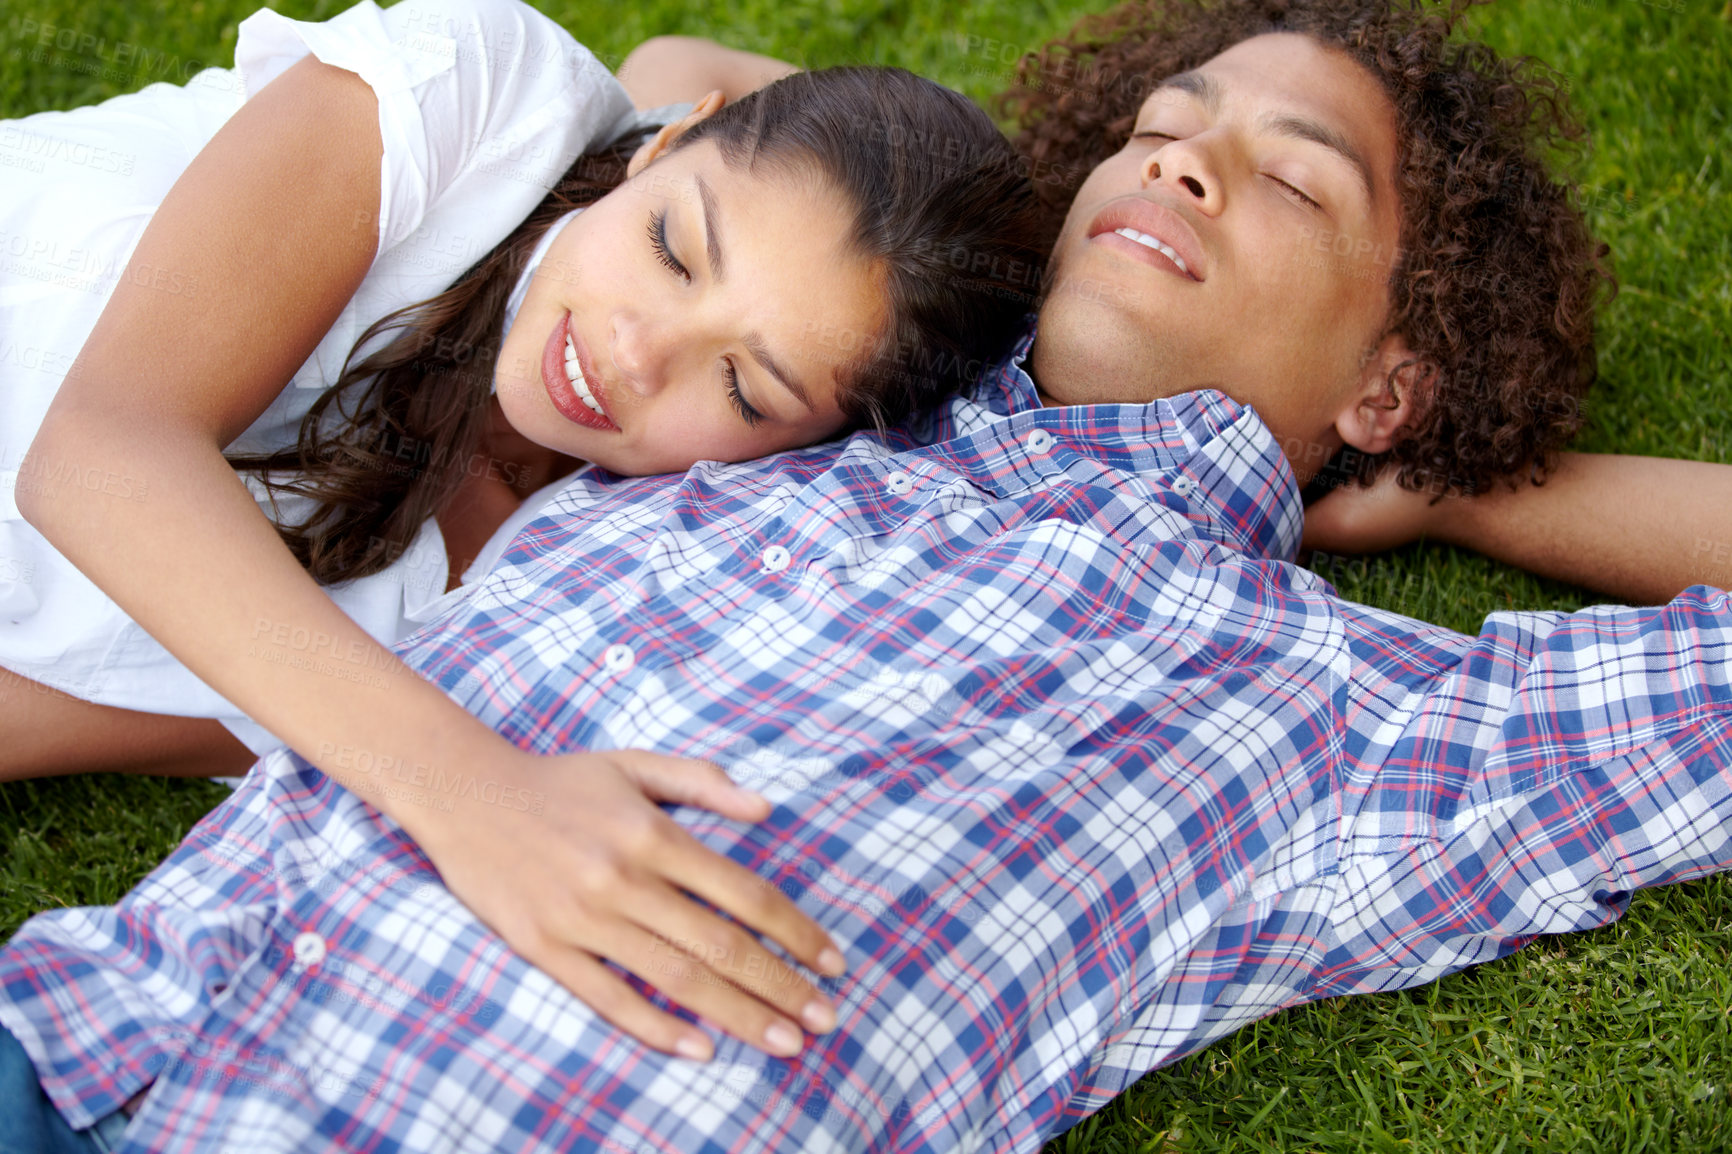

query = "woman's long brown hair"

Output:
[[230, 67, 1044, 587], [224, 140, 637, 586]]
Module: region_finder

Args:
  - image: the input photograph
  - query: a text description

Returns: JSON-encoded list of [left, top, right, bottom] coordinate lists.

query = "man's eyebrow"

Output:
[[744, 332, 816, 414], [1150, 71, 1377, 210], [1155, 70, 1223, 115], [1256, 112, 1376, 210], [696, 173, 724, 282]]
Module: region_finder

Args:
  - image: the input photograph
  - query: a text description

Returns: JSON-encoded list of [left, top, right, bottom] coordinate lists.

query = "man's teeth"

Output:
[[563, 333, 606, 418], [1113, 227, 1191, 276]]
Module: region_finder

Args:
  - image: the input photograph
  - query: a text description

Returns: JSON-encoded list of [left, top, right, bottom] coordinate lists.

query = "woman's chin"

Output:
[[590, 457, 652, 477]]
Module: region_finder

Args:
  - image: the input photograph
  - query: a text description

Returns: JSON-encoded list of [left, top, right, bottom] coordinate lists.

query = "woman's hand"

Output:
[[411, 745, 846, 1063]]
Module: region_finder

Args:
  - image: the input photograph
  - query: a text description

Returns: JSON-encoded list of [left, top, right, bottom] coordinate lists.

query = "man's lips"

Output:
[[540, 312, 618, 432], [1086, 198, 1206, 282]]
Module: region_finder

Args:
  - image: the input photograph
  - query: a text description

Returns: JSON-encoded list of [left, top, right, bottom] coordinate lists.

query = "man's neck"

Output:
[[1026, 336, 1346, 489], [1024, 338, 1059, 409]]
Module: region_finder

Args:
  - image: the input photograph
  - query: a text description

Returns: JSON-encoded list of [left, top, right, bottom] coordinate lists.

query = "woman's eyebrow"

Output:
[[693, 172, 816, 415], [696, 174, 725, 281], [745, 332, 816, 414], [1151, 70, 1376, 210]]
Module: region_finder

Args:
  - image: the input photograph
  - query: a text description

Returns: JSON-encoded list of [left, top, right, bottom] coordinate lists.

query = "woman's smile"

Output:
[[540, 312, 618, 432], [497, 138, 865, 476]]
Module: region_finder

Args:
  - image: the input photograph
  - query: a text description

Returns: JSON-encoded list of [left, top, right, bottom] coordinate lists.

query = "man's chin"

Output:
[[1029, 289, 1193, 408]]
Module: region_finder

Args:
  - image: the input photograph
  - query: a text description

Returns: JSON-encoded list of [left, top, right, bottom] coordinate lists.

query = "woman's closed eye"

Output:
[[645, 209, 759, 426], [724, 360, 763, 426], [647, 208, 689, 280]]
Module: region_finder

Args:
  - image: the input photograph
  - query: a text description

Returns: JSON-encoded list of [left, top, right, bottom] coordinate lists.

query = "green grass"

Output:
[[4, 0, 1731, 1149]]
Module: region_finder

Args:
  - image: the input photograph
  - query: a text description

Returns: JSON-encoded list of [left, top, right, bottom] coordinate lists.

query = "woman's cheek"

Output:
[[493, 344, 538, 408], [673, 410, 744, 466], [538, 251, 584, 292]]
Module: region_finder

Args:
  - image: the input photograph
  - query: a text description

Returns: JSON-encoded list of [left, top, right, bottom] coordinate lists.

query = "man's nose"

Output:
[[1140, 139, 1222, 214]]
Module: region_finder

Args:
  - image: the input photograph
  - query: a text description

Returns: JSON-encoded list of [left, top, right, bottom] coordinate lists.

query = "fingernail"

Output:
[[676, 1035, 712, 1062], [764, 1021, 802, 1055], [818, 946, 846, 976], [801, 999, 837, 1033]]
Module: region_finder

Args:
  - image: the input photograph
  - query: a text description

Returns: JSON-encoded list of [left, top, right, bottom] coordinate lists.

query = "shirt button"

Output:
[[1171, 475, 1198, 498], [292, 931, 326, 970], [885, 471, 914, 496], [761, 545, 791, 572], [1026, 429, 1054, 455], [602, 643, 635, 674]]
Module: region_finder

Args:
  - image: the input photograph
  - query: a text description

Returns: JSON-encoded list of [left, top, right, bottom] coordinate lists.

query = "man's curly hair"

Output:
[[996, 0, 1615, 494]]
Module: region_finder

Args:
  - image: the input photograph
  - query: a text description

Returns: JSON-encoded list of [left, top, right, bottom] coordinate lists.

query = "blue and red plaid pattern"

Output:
[[4, 337, 1730, 1152]]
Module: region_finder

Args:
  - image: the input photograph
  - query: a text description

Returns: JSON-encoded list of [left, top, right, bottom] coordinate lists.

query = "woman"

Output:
[[0, 0, 1045, 1065]]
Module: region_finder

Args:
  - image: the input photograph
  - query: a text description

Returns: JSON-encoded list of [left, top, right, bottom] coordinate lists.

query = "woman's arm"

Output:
[[1302, 452, 1732, 605], [19, 55, 840, 1061], [0, 666, 254, 778], [616, 36, 798, 109]]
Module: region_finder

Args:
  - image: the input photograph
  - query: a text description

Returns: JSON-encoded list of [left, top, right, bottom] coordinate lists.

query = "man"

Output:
[[3, 0, 1729, 1150]]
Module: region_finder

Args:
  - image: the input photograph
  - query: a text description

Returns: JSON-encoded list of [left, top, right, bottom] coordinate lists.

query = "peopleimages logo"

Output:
[[317, 741, 548, 815], [6, 17, 243, 93], [0, 124, 132, 174]]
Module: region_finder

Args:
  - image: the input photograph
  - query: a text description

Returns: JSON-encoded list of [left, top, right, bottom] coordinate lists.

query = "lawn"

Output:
[[4, 0, 1731, 1149]]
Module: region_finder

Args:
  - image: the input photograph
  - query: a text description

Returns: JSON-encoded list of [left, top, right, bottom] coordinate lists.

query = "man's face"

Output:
[[1030, 33, 1405, 478]]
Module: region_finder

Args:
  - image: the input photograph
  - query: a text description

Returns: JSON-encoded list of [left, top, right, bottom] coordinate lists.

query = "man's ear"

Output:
[[1333, 332, 1432, 456], [625, 90, 726, 179]]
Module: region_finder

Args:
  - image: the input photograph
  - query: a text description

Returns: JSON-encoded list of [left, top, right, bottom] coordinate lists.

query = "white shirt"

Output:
[[0, 0, 644, 752]]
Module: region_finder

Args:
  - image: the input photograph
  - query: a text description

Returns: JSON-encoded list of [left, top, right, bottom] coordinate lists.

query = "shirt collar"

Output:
[[911, 323, 1303, 562]]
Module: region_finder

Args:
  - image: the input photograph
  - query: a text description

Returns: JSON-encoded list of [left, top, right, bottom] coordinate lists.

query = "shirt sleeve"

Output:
[[1338, 585, 1732, 817], [233, 0, 635, 259], [1317, 583, 1732, 992]]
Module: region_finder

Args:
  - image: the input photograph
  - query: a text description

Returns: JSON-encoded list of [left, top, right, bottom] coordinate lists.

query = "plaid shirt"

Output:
[[4, 336, 1731, 1153]]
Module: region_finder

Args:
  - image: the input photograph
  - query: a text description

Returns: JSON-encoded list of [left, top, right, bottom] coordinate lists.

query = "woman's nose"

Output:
[[608, 313, 667, 396]]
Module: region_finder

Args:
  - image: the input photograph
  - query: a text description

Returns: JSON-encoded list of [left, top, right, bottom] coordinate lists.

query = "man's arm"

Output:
[[616, 36, 798, 110], [1303, 452, 1732, 605]]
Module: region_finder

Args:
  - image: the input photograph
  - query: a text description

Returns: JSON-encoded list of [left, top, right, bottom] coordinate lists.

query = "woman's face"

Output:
[[495, 137, 878, 476]]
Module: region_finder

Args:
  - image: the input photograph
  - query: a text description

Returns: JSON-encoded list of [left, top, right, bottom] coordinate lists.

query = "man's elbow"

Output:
[[616, 36, 797, 109], [617, 36, 696, 109]]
